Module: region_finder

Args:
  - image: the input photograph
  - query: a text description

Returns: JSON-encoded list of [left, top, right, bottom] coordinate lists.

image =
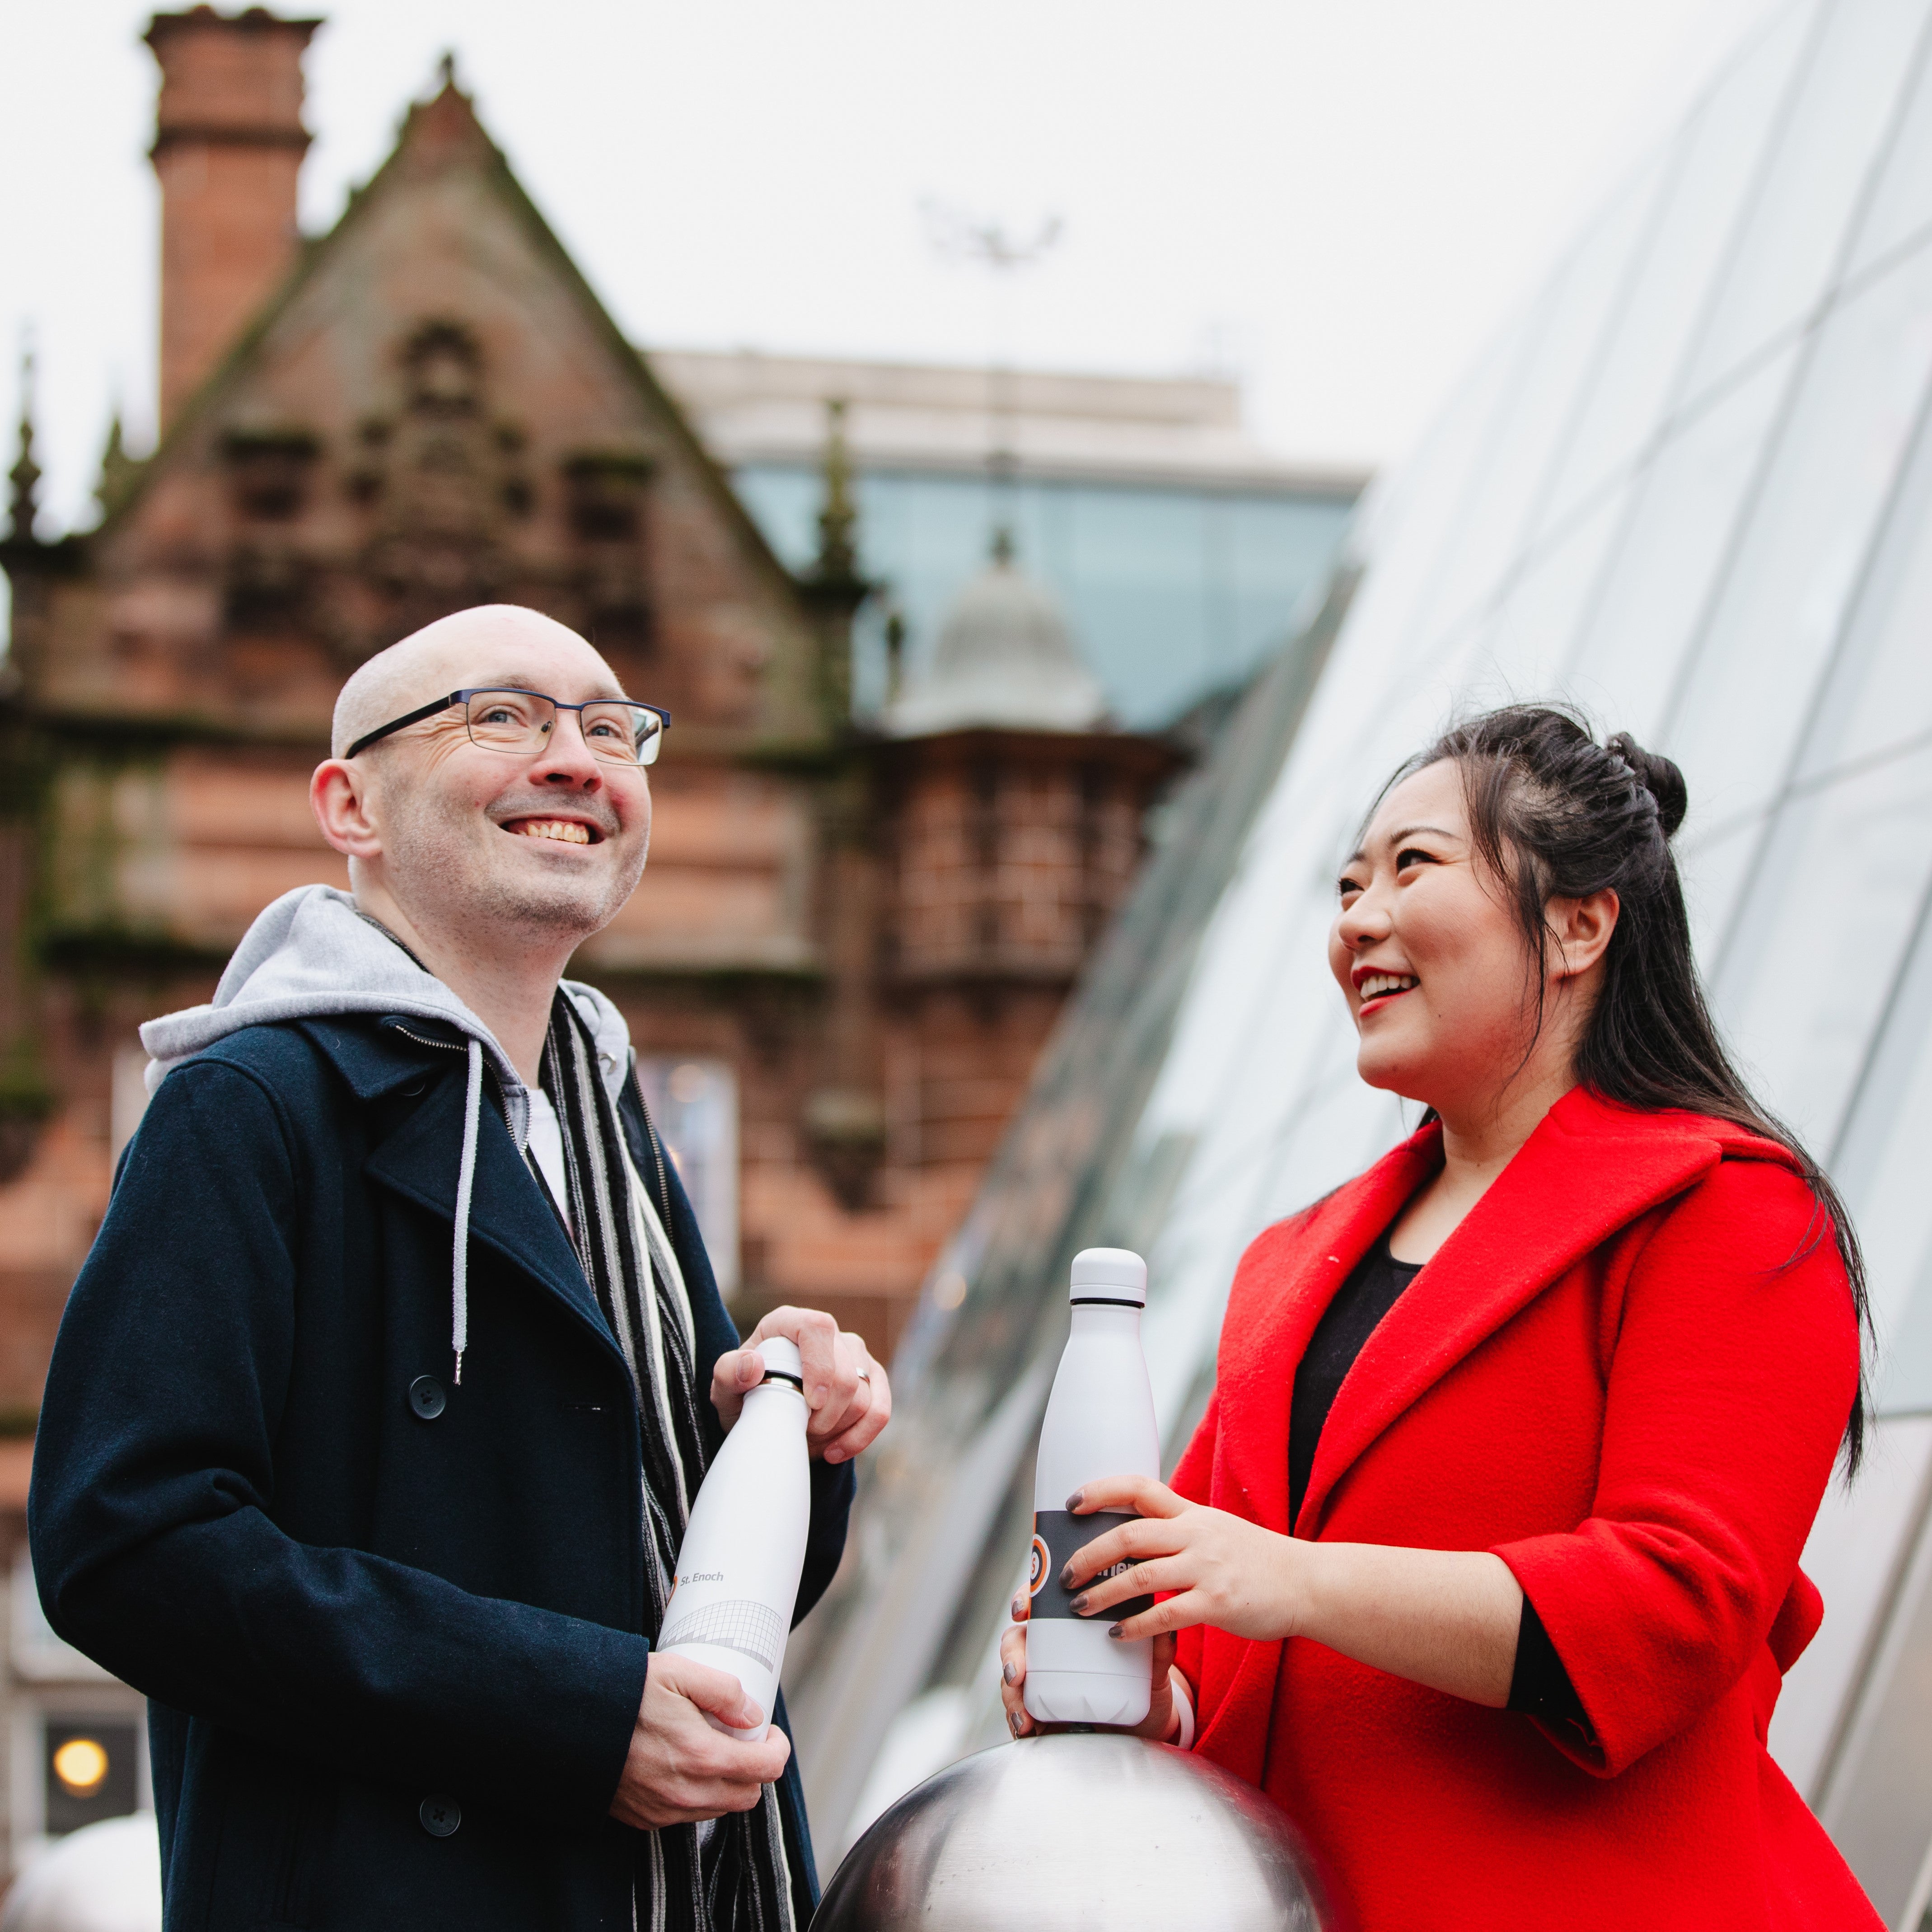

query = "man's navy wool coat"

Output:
[[29, 1015, 855, 1929]]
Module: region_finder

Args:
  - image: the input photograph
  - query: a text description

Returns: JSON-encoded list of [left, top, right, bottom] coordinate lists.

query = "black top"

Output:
[[1288, 1231, 1421, 1529], [1286, 1227, 1592, 1740]]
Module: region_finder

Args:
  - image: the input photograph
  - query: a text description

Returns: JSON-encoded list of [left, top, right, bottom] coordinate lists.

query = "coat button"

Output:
[[420, 1794, 461, 1837], [408, 1375, 447, 1420]]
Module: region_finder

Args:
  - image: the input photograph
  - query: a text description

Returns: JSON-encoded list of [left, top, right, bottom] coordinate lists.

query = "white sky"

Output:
[[3, 0, 1770, 539]]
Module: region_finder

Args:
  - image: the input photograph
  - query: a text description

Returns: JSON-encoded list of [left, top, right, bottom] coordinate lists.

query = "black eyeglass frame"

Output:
[[343, 688, 672, 764]]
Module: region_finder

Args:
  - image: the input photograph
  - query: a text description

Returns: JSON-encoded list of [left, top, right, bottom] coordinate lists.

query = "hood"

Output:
[[139, 884, 635, 1144], [139, 884, 646, 1389]]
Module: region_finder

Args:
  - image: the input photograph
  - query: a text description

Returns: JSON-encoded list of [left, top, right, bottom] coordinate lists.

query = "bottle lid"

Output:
[[757, 1335, 805, 1384], [1068, 1248, 1147, 1305]]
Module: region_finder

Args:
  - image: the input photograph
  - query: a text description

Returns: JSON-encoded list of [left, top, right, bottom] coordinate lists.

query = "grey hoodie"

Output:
[[140, 883, 637, 1381]]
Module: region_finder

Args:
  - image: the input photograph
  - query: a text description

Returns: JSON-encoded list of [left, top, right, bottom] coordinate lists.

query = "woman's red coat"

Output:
[[1169, 1087, 1878, 1930]]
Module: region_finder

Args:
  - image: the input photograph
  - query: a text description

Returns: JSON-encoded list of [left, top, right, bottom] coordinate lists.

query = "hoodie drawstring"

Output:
[[452, 1037, 482, 1385]]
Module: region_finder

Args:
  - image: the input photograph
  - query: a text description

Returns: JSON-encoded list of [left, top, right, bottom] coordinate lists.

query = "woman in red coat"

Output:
[[1000, 706, 1879, 1929]]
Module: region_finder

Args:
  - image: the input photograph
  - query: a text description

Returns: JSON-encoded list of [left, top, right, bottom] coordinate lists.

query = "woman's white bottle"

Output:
[[1024, 1247, 1160, 1728], [658, 1334, 810, 1742]]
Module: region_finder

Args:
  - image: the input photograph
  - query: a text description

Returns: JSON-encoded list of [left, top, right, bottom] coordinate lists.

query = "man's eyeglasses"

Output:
[[344, 688, 671, 767]]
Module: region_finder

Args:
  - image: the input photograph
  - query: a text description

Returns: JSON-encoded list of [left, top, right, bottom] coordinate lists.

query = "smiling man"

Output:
[[29, 605, 888, 1930]]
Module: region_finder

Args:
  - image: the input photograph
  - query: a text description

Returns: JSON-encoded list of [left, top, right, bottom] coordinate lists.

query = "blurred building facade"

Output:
[[0, 4, 1330, 1876], [789, 2, 1932, 1923], [653, 349, 1362, 730]]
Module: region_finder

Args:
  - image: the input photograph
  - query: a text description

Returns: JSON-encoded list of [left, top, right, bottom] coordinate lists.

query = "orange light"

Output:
[[52, 1737, 108, 1797]]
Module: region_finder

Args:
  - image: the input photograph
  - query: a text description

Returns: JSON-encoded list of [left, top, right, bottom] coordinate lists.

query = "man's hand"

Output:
[[710, 1306, 892, 1464], [610, 1653, 792, 1829]]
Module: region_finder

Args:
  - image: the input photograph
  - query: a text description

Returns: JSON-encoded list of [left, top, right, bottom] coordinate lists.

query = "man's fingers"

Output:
[[711, 1347, 763, 1391], [818, 1371, 890, 1463], [753, 1307, 842, 1415], [660, 1654, 763, 1731], [850, 1350, 890, 1435], [798, 1321, 840, 1414]]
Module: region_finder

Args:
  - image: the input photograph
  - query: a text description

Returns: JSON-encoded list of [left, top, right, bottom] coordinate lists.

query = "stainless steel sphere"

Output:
[[813, 1733, 1334, 1932]]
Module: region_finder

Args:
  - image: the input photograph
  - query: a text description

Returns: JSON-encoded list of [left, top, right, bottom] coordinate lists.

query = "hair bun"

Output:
[[1607, 731, 1687, 838]]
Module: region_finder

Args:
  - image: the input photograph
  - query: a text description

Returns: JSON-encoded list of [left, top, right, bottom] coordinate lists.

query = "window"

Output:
[[635, 1060, 739, 1297]]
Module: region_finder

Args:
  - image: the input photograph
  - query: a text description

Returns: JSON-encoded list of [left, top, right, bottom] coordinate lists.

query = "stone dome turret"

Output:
[[886, 535, 1107, 737]]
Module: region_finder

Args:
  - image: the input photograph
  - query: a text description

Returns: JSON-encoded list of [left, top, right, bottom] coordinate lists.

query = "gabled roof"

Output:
[[106, 73, 805, 623]]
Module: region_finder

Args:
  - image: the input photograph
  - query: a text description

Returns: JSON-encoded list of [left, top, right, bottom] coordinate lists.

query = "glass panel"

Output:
[[1137, 847, 1343, 1164], [1538, 1, 1815, 523], [1141, 1151, 1297, 1436], [1707, 744, 1932, 1155], [1785, 243, 1932, 779], [726, 463, 1353, 730], [1324, 322, 1526, 683], [1676, 812, 1767, 979], [1771, 1416, 1932, 1795], [1661, 244, 1932, 831], [1828, 835, 1932, 1389], [1812, 1485, 1932, 1921], [1517, 145, 1679, 550], [1250, 1067, 1408, 1228], [1419, 154, 1670, 621], [1845, 8, 1932, 274], [1473, 494, 1627, 700], [1562, 342, 1801, 741], [1674, 0, 1923, 407]]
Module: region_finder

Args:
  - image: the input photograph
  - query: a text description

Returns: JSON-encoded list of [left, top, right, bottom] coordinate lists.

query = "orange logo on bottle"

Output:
[[1028, 1530, 1049, 1598]]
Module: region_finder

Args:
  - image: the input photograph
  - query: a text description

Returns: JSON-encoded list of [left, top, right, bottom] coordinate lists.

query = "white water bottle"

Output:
[[1024, 1247, 1160, 1727], [658, 1334, 810, 1741]]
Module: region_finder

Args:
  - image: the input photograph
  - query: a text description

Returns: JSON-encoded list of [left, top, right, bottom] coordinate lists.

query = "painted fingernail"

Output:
[[1107, 1623, 1124, 1640], [1011, 1593, 1026, 1620], [1058, 1564, 1075, 1590], [1002, 1661, 1017, 1685], [1071, 1593, 1090, 1616], [1009, 1710, 1024, 1737], [1065, 1489, 1085, 1511]]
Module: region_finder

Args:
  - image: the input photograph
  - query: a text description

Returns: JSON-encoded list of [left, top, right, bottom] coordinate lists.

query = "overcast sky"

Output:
[[3, 0, 1769, 539]]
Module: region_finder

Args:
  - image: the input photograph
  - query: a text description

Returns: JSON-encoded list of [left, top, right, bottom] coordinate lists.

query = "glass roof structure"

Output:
[[650, 350, 1363, 731], [787, 2, 1932, 1920], [731, 464, 1355, 730]]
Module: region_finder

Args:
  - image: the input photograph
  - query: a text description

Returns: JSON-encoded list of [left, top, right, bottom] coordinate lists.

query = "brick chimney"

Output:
[[146, 7, 321, 431]]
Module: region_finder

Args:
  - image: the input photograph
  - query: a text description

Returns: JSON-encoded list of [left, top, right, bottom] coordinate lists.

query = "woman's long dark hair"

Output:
[[1380, 704, 1870, 1471]]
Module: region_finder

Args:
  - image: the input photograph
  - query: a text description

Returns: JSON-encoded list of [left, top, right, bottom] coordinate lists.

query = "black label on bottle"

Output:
[[1027, 1510, 1154, 1623]]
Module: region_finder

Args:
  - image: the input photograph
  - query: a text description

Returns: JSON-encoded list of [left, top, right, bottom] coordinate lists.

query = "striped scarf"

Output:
[[540, 996, 808, 1932]]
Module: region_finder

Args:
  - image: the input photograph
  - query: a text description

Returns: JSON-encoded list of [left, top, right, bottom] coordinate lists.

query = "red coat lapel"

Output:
[[1192, 1127, 1441, 1783], [1213, 1128, 1443, 1542], [1296, 1088, 1733, 1535]]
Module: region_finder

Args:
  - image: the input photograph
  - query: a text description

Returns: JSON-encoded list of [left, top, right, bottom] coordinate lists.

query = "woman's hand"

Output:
[[1060, 1475, 1306, 1643], [998, 1578, 1179, 1741], [1063, 1474, 1525, 1707], [709, 1307, 892, 1464]]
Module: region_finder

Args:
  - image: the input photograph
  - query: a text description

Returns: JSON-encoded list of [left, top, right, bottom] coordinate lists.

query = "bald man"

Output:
[[31, 607, 889, 1931]]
